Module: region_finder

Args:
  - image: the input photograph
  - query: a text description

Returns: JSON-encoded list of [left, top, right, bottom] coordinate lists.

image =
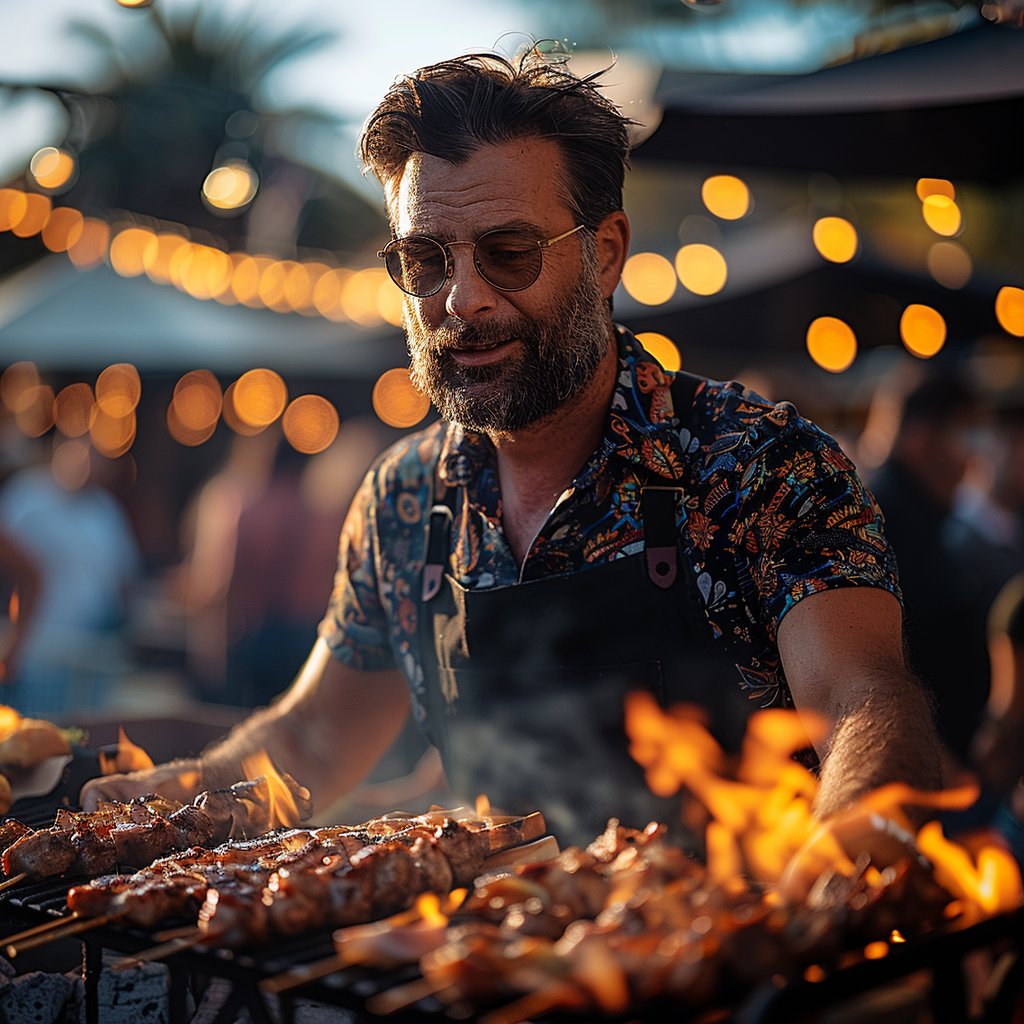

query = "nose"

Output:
[[443, 243, 499, 321]]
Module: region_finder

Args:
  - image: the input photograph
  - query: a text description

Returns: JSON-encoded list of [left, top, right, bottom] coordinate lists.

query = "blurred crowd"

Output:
[[2, 359, 1024, 831]]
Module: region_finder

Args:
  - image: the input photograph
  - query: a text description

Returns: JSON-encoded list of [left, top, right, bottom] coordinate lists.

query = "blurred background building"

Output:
[[0, 0, 1022, 811]]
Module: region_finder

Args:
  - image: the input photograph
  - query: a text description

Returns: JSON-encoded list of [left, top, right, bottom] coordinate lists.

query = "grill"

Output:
[[1, 872, 1021, 1024]]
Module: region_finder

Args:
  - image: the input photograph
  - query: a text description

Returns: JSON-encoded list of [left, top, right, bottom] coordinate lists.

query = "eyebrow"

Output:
[[401, 218, 545, 242]]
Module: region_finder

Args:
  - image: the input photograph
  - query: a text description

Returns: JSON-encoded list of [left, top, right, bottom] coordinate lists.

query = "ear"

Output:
[[594, 211, 630, 301]]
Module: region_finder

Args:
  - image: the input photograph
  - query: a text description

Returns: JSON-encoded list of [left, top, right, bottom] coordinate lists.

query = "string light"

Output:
[[806, 317, 857, 373], [900, 304, 947, 359], [701, 175, 750, 220], [372, 368, 430, 428], [996, 287, 1024, 337], [812, 217, 858, 264], [622, 253, 677, 305], [675, 244, 727, 296], [636, 333, 682, 372]]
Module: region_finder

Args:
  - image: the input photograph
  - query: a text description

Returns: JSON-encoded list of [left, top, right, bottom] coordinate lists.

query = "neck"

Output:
[[489, 336, 618, 567]]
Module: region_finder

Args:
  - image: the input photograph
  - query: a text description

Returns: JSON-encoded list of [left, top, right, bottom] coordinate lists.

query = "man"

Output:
[[84, 51, 941, 853]]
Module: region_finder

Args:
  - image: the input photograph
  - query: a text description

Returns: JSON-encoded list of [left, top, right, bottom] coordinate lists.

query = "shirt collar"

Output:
[[438, 326, 688, 489]]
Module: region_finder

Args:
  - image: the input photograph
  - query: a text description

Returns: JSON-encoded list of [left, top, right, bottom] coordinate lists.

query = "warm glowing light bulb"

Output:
[[0, 190, 28, 233], [916, 178, 955, 202], [701, 175, 750, 220], [41, 208, 84, 253], [622, 253, 677, 305], [110, 228, 155, 277], [372, 368, 430, 428], [675, 244, 727, 296], [812, 217, 858, 263], [636, 332, 682, 372], [202, 162, 258, 211], [900, 304, 946, 359], [996, 286, 1024, 337], [806, 317, 857, 373], [282, 395, 340, 454], [29, 147, 75, 191], [11, 194, 51, 238], [342, 269, 388, 327], [922, 195, 962, 236], [232, 369, 287, 426]]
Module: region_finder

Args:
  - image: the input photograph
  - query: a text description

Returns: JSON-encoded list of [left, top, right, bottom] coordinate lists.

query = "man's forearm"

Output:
[[814, 669, 943, 820]]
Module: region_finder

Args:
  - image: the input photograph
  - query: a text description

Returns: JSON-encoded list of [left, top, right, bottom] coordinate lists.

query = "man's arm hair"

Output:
[[778, 586, 943, 819]]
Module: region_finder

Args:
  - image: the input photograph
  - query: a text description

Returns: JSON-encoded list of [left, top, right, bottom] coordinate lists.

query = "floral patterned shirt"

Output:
[[320, 328, 899, 722]]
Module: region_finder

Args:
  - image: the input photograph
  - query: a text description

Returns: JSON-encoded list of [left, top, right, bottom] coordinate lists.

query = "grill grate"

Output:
[[0, 874, 1021, 1024]]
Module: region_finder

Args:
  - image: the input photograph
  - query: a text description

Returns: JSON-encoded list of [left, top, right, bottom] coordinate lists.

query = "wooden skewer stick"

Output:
[[259, 953, 345, 994], [6, 914, 115, 956], [153, 924, 203, 943], [365, 976, 453, 1016], [111, 931, 207, 972], [2, 913, 81, 951], [0, 873, 27, 893]]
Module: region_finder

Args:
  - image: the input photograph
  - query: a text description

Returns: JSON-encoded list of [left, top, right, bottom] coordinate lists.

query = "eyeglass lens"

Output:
[[385, 231, 545, 297]]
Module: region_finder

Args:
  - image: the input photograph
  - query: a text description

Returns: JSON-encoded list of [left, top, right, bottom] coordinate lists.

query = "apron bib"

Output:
[[415, 376, 755, 846]]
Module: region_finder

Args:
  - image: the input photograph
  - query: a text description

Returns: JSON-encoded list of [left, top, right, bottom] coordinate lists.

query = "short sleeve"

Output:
[[734, 409, 901, 641], [318, 466, 397, 671]]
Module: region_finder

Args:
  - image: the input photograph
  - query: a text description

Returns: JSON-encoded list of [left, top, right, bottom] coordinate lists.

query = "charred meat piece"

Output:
[[426, 821, 491, 886], [0, 819, 31, 856], [168, 805, 216, 848], [4, 828, 76, 880], [111, 817, 178, 869], [72, 826, 117, 876]]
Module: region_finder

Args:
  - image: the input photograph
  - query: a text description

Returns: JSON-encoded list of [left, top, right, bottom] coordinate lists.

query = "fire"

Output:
[[625, 692, 1024, 922], [476, 794, 491, 817], [241, 750, 301, 830], [0, 706, 21, 744], [8, 588, 18, 625], [99, 727, 155, 776]]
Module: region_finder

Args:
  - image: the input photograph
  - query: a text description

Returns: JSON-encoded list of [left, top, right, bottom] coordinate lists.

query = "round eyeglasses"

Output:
[[378, 224, 587, 298]]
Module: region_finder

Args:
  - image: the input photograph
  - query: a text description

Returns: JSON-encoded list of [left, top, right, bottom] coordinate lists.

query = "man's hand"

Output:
[[81, 759, 204, 811]]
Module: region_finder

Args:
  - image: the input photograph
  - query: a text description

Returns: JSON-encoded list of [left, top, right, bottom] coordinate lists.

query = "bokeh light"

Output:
[[312, 268, 353, 322], [41, 207, 84, 253], [812, 217, 858, 263], [167, 403, 214, 446], [171, 369, 222, 434], [900, 304, 947, 358], [54, 383, 94, 437], [290, 262, 328, 316], [372, 368, 430, 428], [116, 0, 155, 7], [636, 332, 682, 372], [14, 385, 55, 437], [174, 244, 233, 300], [95, 363, 141, 418], [90, 404, 136, 457], [29, 147, 76, 191], [1, 362, 40, 413], [377, 276, 405, 326], [51, 439, 91, 491], [916, 178, 955, 202], [926, 241, 973, 290], [259, 261, 300, 313], [232, 369, 287, 427], [701, 175, 750, 220], [806, 316, 857, 373], [11, 194, 51, 238], [996, 286, 1024, 337], [675, 244, 727, 296], [222, 382, 267, 436], [68, 218, 110, 269], [922, 195, 962, 236], [202, 162, 258, 212], [144, 233, 190, 286], [342, 269, 388, 327], [110, 228, 155, 277], [622, 253, 677, 305], [0, 190, 28, 233], [231, 256, 274, 308], [282, 395, 340, 454]]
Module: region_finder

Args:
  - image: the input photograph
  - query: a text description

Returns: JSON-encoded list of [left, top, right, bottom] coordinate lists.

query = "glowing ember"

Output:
[[98, 726, 154, 776]]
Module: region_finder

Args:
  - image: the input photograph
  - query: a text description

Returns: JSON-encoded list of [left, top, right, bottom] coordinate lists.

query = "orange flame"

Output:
[[241, 749, 301, 829], [626, 692, 1023, 922], [0, 705, 21, 744], [8, 588, 18, 625], [475, 793, 491, 817], [99, 726, 155, 775]]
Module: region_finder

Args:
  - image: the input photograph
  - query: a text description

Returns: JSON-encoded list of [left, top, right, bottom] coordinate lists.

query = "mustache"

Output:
[[425, 319, 526, 352]]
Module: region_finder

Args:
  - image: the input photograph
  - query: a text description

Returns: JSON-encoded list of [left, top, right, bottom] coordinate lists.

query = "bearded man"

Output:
[[84, 51, 941, 858]]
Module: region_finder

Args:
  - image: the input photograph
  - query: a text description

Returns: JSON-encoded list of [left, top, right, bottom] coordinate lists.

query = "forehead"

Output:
[[391, 138, 571, 237]]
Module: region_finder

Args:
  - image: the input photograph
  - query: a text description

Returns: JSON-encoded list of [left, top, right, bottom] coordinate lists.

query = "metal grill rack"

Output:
[[0, 875, 1022, 1024]]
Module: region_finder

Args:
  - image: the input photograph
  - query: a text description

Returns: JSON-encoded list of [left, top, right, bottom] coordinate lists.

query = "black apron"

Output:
[[416, 374, 756, 847]]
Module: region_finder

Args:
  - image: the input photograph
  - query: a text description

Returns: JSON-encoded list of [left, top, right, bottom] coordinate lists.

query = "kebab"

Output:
[[1, 772, 312, 884], [50, 810, 543, 949]]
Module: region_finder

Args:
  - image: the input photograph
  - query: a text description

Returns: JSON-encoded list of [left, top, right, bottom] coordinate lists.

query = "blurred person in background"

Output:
[[944, 389, 1024, 617], [0, 439, 142, 717], [867, 373, 989, 771]]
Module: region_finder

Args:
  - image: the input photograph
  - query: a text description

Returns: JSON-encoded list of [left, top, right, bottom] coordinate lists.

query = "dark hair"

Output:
[[358, 49, 633, 230], [900, 372, 978, 429]]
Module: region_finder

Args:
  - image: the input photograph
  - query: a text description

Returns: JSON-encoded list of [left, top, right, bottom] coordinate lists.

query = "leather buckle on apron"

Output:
[[641, 485, 683, 589], [422, 504, 454, 601]]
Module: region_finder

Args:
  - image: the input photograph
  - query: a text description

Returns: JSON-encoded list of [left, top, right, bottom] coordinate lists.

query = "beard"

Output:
[[405, 261, 612, 434]]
